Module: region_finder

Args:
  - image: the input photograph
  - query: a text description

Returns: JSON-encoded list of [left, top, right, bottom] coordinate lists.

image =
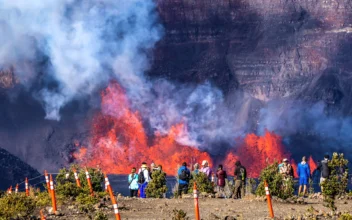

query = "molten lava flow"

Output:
[[74, 82, 211, 174], [224, 130, 291, 177], [308, 156, 317, 174], [149, 123, 212, 174]]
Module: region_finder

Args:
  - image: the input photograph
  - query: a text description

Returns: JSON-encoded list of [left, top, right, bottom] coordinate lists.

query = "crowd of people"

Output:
[[127, 154, 348, 199]]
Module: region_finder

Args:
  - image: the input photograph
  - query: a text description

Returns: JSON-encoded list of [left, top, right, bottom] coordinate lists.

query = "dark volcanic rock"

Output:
[[152, 0, 352, 109], [0, 147, 40, 190]]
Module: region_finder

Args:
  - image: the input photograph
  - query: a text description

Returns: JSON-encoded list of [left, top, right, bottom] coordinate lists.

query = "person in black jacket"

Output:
[[317, 154, 330, 192]]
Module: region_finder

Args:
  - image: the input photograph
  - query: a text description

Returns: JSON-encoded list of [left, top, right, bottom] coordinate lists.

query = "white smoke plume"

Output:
[[0, 0, 162, 120]]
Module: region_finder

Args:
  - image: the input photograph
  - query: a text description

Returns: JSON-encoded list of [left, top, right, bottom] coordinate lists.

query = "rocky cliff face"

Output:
[[152, 0, 352, 112], [0, 0, 351, 182], [0, 148, 40, 189]]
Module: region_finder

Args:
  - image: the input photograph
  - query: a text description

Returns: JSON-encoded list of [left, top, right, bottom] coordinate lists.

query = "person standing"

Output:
[[128, 167, 139, 197], [191, 163, 200, 178], [200, 160, 212, 179], [279, 158, 293, 178], [216, 164, 227, 193], [138, 162, 150, 198], [297, 156, 310, 196], [233, 161, 246, 199], [177, 162, 191, 197], [317, 154, 330, 192]]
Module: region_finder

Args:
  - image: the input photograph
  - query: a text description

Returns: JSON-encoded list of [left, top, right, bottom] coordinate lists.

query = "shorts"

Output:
[[320, 177, 326, 184], [299, 177, 308, 185]]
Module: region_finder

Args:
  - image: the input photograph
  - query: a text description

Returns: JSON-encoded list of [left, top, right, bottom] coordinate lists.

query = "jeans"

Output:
[[234, 180, 245, 199], [130, 189, 138, 197], [178, 183, 189, 196], [139, 182, 148, 198]]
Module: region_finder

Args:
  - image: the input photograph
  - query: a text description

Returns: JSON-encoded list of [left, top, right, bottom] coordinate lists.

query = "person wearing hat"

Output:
[[279, 158, 293, 177], [138, 162, 150, 198], [200, 160, 212, 180]]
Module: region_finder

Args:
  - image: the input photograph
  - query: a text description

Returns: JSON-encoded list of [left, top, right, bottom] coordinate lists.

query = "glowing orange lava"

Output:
[[308, 156, 317, 174], [74, 82, 211, 174], [223, 131, 291, 177]]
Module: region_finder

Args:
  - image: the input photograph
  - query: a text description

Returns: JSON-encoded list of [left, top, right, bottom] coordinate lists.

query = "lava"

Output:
[[74, 82, 211, 174], [223, 131, 291, 177], [74, 82, 317, 177]]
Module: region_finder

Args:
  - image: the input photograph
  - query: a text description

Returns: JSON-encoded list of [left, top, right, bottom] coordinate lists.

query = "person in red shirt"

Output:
[[216, 164, 227, 193]]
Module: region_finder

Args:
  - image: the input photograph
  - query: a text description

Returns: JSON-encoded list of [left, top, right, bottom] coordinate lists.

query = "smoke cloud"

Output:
[[1, 0, 350, 161], [0, 0, 162, 120]]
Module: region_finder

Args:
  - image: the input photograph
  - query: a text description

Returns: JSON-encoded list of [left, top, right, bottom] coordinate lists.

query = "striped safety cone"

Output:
[[49, 175, 57, 213], [15, 184, 18, 194], [25, 178, 29, 196], [264, 181, 274, 218], [105, 173, 121, 220], [44, 170, 51, 194], [73, 168, 81, 187], [85, 168, 94, 196], [193, 182, 200, 220]]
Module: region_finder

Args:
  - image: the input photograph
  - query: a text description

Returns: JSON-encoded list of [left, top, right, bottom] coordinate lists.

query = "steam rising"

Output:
[[1, 0, 351, 161], [0, 0, 162, 120]]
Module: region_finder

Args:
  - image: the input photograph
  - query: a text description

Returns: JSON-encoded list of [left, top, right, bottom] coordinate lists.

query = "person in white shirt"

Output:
[[138, 162, 150, 198]]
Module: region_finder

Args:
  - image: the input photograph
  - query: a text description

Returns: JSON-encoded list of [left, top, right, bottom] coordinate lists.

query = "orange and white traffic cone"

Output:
[[25, 178, 29, 196], [85, 168, 94, 196], [264, 181, 274, 218], [49, 175, 57, 213], [105, 173, 121, 220], [44, 170, 51, 194], [73, 168, 81, 187], [9, 186, 12, 194], [15, 184, 18, 194], [193, 182, 200, 220], [40, 209, 46, 220]]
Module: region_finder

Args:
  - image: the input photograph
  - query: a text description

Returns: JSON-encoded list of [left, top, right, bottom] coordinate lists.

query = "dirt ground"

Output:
[[41, 196, 352, 220]]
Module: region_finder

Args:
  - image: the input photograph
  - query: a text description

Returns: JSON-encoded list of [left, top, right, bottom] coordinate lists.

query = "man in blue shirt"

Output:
[[177, 162, 191, 197], [297, 156, 310, 196]]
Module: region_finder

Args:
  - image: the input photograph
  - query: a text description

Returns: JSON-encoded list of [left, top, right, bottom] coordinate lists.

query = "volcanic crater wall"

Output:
[[0, 0, 351, 177]]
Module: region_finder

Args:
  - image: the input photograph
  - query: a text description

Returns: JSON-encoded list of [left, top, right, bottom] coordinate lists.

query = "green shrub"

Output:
[[146, 170, 168, 198], [172, 209, 189, 220], [56, 165, 104, 193], [35, 191, 51, 207], [188, 172, 214, 194], [76, 192, 99, 213], [321, 153, 349, 211], [94, 210, 108, 220], [0, 193, 36, 219], [256, 162, 294, 199], [339, 213, 352, 220]]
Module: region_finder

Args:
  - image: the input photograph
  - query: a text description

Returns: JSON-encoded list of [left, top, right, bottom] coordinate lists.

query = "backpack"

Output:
[[179, 168, 190, 181], [239, 167, 245, 181], [138, 170, 145, 184]]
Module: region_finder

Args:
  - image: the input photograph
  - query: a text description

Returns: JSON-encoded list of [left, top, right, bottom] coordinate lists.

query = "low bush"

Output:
[[321, 153, 349, 211], [256, 162, 294, 199], [94, 210, 108, 220], [172, 209, 188, 220], [0, 193, 36, 219], [146, 170, 168, 198], [188, 172, 214, 194]]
